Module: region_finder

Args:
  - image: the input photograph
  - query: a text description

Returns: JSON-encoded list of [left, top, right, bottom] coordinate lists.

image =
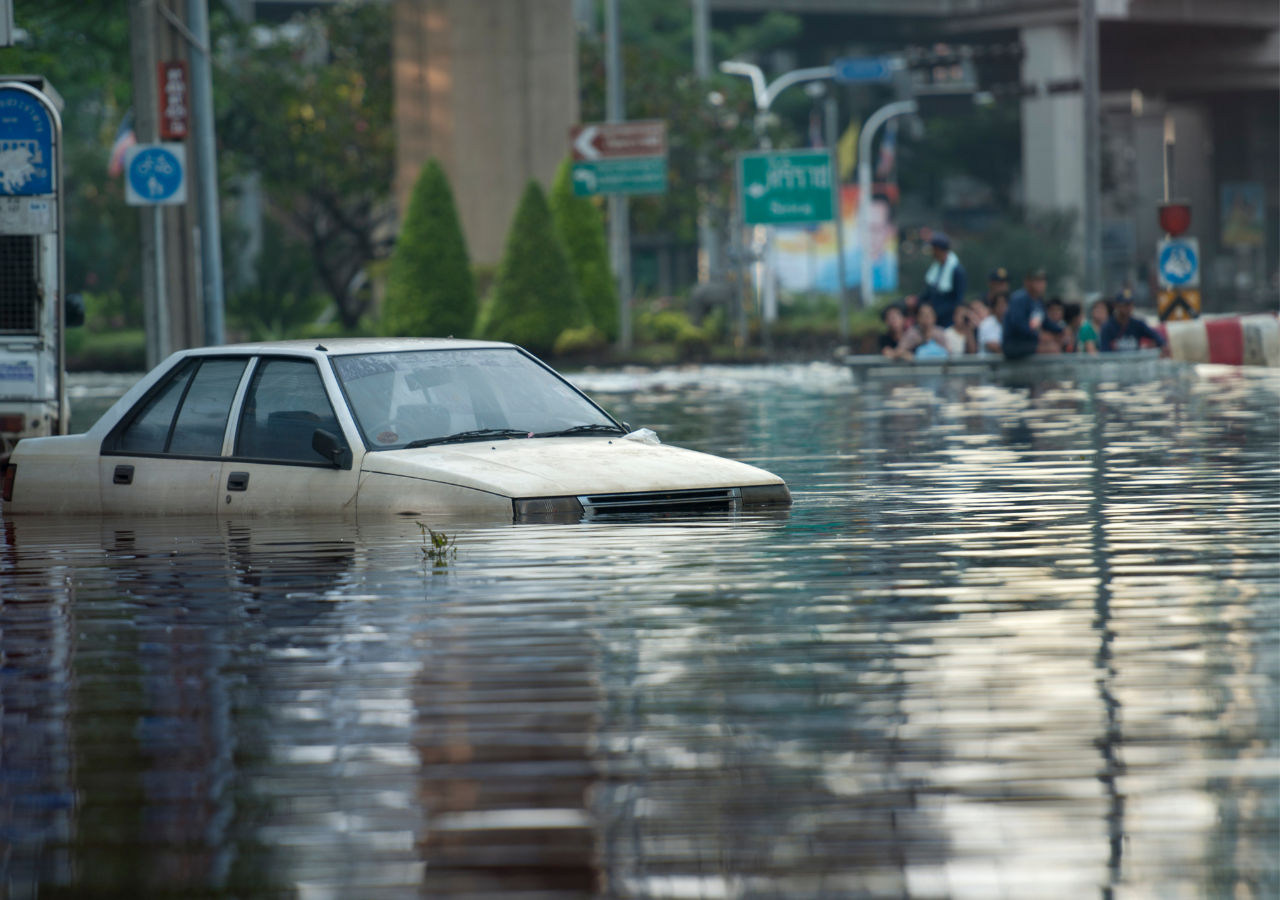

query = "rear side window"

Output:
[[235, 359, 344, 464], [115, 358, 248, 456], [117, 361, 197, 453]]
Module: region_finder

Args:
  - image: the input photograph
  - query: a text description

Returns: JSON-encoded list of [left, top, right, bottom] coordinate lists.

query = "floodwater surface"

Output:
[[4, 363, 1278, 899]]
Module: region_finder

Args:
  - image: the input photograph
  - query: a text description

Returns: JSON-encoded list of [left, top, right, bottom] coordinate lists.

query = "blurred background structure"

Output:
[[1, 0, 1276, 370]]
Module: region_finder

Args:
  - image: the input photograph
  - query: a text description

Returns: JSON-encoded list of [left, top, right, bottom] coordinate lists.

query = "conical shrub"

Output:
[[549, 157, 617, 340], [478, 179, 586, 354], [382, 159, 476, 337]]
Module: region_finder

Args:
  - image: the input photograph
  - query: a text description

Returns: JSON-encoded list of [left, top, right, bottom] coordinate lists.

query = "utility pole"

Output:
[[1081, 0, 1102, 294], [128, 0, 203, 366], [187, 0, 225, 346], [692, 0, 718, 286], [824, 95, 850, 338], [605, 0, 632, 352]]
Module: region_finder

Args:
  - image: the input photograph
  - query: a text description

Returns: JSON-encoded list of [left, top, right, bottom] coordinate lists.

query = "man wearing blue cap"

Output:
[[917, 232, 966, 329], [1002, 267, 1061, 359], [1100, 289, 1167, 353]]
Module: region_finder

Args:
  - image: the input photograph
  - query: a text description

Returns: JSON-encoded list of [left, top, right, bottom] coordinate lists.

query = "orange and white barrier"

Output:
[[1164, 314, 1279, 368]]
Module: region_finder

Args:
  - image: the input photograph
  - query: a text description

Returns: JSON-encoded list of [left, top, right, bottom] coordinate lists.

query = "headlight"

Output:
[[513, 496, 585, 518], [740, 483, 791, 507]]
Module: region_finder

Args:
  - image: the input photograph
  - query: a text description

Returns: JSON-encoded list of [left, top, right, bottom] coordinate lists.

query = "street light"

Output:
[[719, 60, 834, 150], [858, 99, 917, 309]]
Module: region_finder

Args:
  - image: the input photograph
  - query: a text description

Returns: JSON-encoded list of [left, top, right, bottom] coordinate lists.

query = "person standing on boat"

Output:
[[917, 233, 966, 328], [1099, 289, 1168, 354], [1002, 268, 1062, 360]]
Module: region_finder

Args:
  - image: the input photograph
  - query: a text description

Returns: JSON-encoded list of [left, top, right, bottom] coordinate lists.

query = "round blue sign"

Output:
[[1158, 241, 1198, 286], [128, 146, 183, 202], [0, 87, 55, 196]]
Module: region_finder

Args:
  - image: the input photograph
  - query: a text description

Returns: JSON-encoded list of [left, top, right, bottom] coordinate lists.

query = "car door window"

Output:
[[167, 359, 249, 455], [117, 360, 197, 453], [115, 358, 248, 456], [235, 359, 345, 464]]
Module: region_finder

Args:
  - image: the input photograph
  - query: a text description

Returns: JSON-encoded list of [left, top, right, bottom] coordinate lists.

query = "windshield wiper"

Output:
[[534, 424, 625, 438], [404, 428, 533, 449]]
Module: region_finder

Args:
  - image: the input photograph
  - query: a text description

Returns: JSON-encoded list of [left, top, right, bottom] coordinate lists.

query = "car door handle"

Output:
[[227, 471, 250, 492], [113, 465, 134, 485]]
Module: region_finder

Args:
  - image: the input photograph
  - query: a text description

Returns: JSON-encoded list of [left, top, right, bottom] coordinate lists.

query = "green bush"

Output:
[[553, 325, 608, 357], [382, 159, 476, 338], [478, 180, 586, 353], [549, 158, 617, 339]]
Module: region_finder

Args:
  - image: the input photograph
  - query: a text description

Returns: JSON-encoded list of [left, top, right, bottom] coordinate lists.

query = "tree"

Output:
[[218, 5, 394, 329], [549, 158, 616, 340], [478, 181, 585, 353], [382, 160, 475, 338]]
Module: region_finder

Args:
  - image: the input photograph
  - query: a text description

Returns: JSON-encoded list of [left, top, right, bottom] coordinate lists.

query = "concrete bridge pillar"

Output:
[[393, 0, 579, 265], [1020, 23, 1085, 280]]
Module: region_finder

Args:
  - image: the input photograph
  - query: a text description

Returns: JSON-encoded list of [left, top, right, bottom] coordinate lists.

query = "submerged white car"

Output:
[[3, 339, 790, 519]]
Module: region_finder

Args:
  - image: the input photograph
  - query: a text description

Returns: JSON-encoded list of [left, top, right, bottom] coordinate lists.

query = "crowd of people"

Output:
[[879, 232, 1169, 362]]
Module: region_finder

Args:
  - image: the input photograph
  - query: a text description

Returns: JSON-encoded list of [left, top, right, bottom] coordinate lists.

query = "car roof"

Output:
[[175, 337, 515, 358]]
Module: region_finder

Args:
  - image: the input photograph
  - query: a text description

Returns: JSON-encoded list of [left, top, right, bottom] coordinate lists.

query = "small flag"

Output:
[[836, 120, 859, 183], [107, 109, 136, 177], [875, 117, 898, 181]]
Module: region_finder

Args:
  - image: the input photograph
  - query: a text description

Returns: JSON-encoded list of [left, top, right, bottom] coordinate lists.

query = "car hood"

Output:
[[360, 436, 782, 498]]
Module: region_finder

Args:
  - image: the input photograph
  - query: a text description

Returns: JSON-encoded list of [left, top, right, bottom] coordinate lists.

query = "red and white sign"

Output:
[[570, 120, 666, 161], [158, 60, 188, 140]]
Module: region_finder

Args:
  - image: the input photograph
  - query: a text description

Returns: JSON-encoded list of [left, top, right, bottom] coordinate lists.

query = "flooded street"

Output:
[[5, 364, 1278, 899]]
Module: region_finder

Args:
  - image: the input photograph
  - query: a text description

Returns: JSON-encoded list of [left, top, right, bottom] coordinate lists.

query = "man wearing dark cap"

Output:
[[1001, 267, 1061, 360], [985, 267, 1010, 306], [917, 231, 966, 329], [1099, 289, 1167, 353]]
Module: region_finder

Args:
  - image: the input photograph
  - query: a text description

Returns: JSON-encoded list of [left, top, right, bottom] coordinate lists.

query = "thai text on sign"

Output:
[[158, 61, 188, 140]]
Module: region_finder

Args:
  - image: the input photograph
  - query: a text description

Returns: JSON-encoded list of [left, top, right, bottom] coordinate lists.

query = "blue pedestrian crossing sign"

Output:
[[125, 143, 186, 206], [1157, 237, 1199, 288]]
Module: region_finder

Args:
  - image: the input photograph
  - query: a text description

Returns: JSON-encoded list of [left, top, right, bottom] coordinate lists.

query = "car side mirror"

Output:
[[312, 428, 352, 470], [621, 422, 632, 432]]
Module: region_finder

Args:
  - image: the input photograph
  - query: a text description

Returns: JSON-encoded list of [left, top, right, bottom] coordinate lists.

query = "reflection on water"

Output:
[[4, 364, 1278, 899]]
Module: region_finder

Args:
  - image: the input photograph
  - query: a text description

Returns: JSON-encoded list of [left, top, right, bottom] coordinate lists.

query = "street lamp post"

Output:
[[858, 99, 917, 309]]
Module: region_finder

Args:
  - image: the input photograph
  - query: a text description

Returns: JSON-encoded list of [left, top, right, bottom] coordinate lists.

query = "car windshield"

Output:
[[331, 348, 617, 450]]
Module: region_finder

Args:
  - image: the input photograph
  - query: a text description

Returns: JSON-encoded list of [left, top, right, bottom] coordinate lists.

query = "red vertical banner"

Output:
[[158, 60, 189, 140]]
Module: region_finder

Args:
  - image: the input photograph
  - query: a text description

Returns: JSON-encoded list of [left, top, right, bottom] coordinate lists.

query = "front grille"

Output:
[[0, 236, 38, 333], [579, 487, 740, 516]]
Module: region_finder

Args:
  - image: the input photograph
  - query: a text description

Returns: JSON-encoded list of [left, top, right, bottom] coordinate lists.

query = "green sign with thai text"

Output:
[[738, 151, 834, 225]]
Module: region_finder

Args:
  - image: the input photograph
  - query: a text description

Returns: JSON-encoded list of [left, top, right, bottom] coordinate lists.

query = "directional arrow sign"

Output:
[[738, 150, 834, 225], [569, 120, 666, 161], [569, 120, 667, 196]]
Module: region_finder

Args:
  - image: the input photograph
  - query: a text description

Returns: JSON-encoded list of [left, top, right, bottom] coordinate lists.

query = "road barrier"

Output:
[[1165, 314, 1279, 368]]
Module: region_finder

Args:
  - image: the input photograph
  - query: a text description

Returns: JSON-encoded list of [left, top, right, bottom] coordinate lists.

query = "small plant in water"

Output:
[[416, 521, 457, 565]]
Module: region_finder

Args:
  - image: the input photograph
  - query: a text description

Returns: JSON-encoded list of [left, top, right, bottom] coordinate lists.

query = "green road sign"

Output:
[[738, 151, 834, 225], [571, 158, 667, 197]]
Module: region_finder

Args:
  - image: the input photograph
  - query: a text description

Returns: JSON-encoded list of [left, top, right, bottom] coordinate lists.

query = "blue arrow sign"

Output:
[[832, 57, 896, 84], [1158, 238, 1199, 287], [0, 87, 55, 196], [125, 143, 186, 206]]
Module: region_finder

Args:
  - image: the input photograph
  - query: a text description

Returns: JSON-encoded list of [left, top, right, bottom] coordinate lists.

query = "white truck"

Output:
[[0, 77, 71, 467]]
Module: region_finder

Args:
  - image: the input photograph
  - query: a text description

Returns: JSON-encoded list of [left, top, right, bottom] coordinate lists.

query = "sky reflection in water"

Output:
[[3, 363, 1277, 899]]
